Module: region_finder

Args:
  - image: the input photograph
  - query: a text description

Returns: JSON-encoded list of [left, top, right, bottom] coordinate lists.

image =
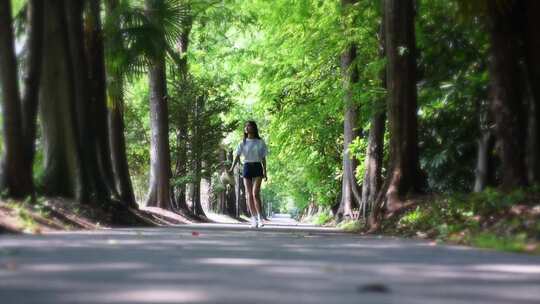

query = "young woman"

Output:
[[229, 121, 268, 228]]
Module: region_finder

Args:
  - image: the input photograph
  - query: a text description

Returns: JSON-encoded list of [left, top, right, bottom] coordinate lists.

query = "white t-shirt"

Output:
[[236, 138, 268, 163]]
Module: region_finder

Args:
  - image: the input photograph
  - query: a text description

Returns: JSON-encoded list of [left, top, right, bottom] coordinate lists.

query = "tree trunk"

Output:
[[379, 0, 422, 213], [235, 170, 248, 217], [108, 88, 138, 208], [144, 0, 172, 209], [145, 56, 172, 209], [173, 130, 189, 211], [191, 160, 205, 216], [104, 0, 137, 208], [225, 150, 237, 217], [64, 0, 111, 203], [21, 0, 44, 175], [172, 16, 192, 212], [360, 6, 386, 219], [487, 1, 527, 189], [524, 0, 540, 184], [85, 0, 120, 200], [0, 0, 33, 198], [336, 0, 361, 221], [216, 149, 226, 214], [190, 97, 206, 217], [39, 0, 86, 200], [527, 84, 539, 183], [474, 132, 495, 192], [474, 89, 497, 192], [361, 113, 385, 216]]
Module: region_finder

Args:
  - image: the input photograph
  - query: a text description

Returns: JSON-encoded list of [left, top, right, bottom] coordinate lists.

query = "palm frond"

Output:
[[104, 0, 189, 79]]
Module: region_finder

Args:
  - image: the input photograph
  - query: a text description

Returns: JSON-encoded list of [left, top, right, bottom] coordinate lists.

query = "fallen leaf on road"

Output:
[[357, 283, 391, 293], [322, 265, 339, 273], [2, 260, 18, 271], [192, 231, 200, 237]]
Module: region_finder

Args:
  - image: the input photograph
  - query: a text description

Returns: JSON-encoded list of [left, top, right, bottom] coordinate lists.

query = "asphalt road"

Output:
[[1, 222, 540, 304]]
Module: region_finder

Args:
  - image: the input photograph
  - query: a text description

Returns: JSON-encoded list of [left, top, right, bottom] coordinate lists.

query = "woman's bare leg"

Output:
[[243, 178, 255, 217], [252, 177, 263, 217]]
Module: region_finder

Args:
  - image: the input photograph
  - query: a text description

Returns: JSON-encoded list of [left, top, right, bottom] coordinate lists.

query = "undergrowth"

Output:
[[382, 187, 540, 254]]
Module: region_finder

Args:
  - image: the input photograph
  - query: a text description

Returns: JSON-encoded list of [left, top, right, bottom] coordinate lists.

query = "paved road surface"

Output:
[[1, 221, 540, 303]]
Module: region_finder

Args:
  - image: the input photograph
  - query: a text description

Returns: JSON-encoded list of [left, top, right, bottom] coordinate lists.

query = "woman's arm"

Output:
[[229, 142, 242, 172], [262, 157, 267, 181], [229, 154, 240, 173]]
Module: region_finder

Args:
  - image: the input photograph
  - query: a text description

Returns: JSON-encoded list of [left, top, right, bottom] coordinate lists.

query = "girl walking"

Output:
[[229, 121, 268, 228]]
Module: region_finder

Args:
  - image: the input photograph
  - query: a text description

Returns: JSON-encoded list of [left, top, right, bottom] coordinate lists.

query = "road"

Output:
[[1, 221, 540, 303]]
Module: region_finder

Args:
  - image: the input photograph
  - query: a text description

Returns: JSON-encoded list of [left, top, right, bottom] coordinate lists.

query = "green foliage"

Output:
[[5, 200, 42, 233], [451, 188, 526, 216], [337, 219, 363, 232], [103, 0, 188, 77], [416, 0, 489, 192], [217, 0, 383, 210], [389, 189, 539, 254], [312, 210, 334, 226], [471, 233, 531, 253], [124, 77, 151, 171], [163, 0, 492, 213], [11, 0, 26, 18]]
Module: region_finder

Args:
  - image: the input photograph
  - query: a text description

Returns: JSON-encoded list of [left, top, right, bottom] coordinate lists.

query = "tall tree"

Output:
[[372, 0, 422, 225], [474, 95, 495, 192], [65, 0, 113, 202], [360, 5, 386, 218], [524, 0, 540, 184], [0, 0, 34, 198], [487, 0, 527, 189], [39, 0, 86, 200], [224, 150, 237, 217], [85, 0, 122, 202], [235, 169, 248, 217], [172, 12, 193, 212], [145, 0, 173, 209], [21, 0, 44, 178], [104, 0, 137, 207], [189, 94, 206, 217], [336, 0, 362, 221]]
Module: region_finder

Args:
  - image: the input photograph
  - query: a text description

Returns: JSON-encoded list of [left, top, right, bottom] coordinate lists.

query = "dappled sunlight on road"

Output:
[[72, 289, 209, 303], [1, 224, 540, 303]]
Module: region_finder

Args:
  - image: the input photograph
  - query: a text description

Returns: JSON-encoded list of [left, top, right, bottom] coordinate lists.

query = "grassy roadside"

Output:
[[380, 188, 540, 254], [311, 188, 540, 255], [0, 197, 171, 234]]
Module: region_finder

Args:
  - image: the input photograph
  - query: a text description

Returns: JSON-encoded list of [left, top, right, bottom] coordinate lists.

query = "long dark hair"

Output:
[[243, 120, 261, 143]]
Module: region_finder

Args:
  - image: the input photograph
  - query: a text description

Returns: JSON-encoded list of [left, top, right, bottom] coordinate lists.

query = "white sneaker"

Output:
[[257, 219, 264, 228], [250, 217, 257, 228]]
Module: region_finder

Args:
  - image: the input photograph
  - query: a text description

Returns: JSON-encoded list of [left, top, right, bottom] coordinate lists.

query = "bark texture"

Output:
[[524, 0, 540, 184], [360, 8, 386, 218], [85, 0, 120, 200], [336, 0, 362, 221], [487, 1, 528, 189], [105, 0, 137, 207], [144, 0, 172, 209], [0, 0, 33, 197], [21, 0, 44, 174], [361, 113, 385, 217], [39, 0, 86, 200], [373, 0, 422, 224], [65, 0, 111, 202], [172, 14, 193, 212]]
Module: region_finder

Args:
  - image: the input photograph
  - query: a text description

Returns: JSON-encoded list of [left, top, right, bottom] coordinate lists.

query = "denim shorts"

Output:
[[242, 162, 264, 179]]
